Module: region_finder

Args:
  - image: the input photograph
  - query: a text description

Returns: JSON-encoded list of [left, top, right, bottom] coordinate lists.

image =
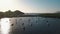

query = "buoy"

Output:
[[46, 21, 48, 22], [22, 23, 24, 25], [11, 24, 14, 26], [23, 27, 25, 31]]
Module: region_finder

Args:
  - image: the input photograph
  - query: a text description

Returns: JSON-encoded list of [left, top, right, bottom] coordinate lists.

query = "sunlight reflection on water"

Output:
[[0, 18, 10, 34], [0, 17, 60, 34]]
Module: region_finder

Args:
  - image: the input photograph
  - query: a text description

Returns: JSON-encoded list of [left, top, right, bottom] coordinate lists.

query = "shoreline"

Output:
[[0, 15, 60, 19]]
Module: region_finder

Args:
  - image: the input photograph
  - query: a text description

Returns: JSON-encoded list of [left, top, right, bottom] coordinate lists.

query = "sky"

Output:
[[0, 0, 60, 13]]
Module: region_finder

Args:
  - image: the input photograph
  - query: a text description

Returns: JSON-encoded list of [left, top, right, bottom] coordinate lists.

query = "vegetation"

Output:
[[0, 12, 4, 18], [39, 13, 60, 18], [0, 10, 24, 18], [38, 11, 60, 18], [0, 10, 60, 18]]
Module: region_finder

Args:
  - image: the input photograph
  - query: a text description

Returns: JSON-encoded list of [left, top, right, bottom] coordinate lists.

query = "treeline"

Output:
[[0, 10, 24, 18], [0, 10, 60, 18], [39, 13, 60, 18]]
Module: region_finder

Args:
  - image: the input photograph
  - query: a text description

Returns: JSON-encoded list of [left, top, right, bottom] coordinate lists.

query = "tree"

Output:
[[14, 10, 24, 17], [0, 12, 4, 18], [4, 10, 13, 17], [0, 10, 24, 18]]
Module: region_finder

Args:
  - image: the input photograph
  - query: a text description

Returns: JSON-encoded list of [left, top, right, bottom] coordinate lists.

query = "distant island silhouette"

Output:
[[0, 10, 24, 18], [0, 10, 60, 18]]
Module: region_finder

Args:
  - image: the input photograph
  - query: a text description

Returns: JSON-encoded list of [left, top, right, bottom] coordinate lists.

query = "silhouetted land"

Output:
[[0, 10, 60, 18], [0, 10, 24, 18], [38, 13, 60, 18]]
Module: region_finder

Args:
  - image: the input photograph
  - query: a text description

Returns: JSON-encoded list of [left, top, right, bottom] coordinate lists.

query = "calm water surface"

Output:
[[0, 17, 60, 34]]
